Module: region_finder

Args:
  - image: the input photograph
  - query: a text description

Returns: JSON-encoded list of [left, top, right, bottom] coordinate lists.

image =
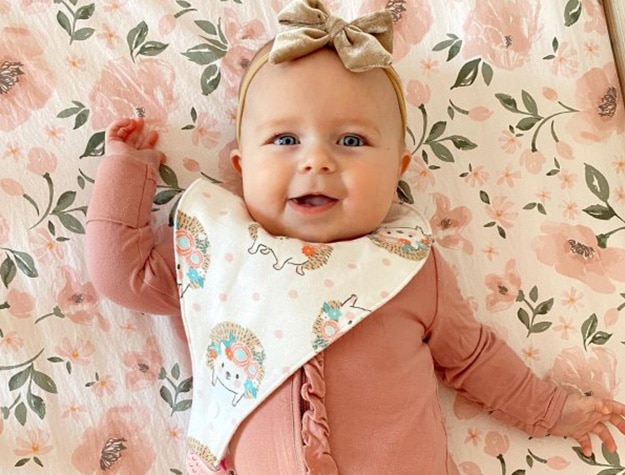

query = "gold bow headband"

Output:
[[235, 0, 407, 142]]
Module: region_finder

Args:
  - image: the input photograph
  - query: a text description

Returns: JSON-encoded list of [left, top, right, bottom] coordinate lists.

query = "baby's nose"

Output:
[[299, 146, 336, 173]]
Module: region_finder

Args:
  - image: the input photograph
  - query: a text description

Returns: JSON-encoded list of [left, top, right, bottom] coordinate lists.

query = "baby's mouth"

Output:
[[289, 194, 338, 207]]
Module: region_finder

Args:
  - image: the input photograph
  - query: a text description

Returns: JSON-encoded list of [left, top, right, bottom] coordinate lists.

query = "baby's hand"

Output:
[[105, 118, 165, 169], [550, 392, 625, 457]]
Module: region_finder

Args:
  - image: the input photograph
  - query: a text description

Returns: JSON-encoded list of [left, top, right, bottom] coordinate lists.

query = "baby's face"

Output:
[[231, 49, 410, 243]]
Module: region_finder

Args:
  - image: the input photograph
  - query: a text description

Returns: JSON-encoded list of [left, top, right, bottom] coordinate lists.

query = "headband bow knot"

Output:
[[269, 0, 394, 72]]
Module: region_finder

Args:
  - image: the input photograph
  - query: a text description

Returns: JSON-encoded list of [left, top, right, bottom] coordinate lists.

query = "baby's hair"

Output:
[[234, 38, 408, 144]]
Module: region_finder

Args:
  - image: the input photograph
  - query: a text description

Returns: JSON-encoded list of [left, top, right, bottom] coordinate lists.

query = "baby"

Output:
[[86, 1, 625, 474]]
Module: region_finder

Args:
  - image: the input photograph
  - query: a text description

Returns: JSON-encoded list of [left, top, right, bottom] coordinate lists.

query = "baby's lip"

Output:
[[289, 194, 338, 207]]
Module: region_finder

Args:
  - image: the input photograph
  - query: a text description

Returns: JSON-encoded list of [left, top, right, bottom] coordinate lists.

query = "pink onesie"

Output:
[[86, 154, 568, 474]]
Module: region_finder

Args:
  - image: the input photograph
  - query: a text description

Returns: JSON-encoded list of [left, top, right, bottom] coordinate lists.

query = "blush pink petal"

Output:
[[547, 347, 617, 399], [533, 222, 625, 293], [122, 337, 164, 391], [89, 58, 176, 131], [360, 0, 433, 60], [71, 406, 155, 474], [429, 193, 474, 254], [6, 288, 35, 318], [0, 26, 55, 132], [567, 63, 625, 143], [463, 0, 541, 70]]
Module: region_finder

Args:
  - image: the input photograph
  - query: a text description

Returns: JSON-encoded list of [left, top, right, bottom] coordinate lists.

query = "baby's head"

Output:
[[230, 1, 411, 243]]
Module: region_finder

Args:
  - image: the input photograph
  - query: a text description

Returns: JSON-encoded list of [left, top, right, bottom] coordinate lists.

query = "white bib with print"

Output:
[[174, 178, 432, 470]]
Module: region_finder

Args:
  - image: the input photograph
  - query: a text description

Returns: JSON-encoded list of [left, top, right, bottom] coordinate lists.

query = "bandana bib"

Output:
[[174, 179, 432, 471]]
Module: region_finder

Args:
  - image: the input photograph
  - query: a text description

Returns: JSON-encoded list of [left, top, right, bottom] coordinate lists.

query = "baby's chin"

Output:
[[265, 223, 370, 244]]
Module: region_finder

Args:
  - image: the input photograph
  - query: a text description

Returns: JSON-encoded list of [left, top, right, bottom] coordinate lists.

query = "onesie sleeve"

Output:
[[423, 249, 568, 437], [85, 154, 180, 317]]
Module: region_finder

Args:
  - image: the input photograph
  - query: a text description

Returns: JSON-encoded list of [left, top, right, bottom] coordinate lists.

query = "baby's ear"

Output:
[[230, 148, 243, 174], [399, 148, 411, 176]]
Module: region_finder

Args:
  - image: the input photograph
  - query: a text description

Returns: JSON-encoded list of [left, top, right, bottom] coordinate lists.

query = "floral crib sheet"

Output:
[[1, 0, 625, 474]]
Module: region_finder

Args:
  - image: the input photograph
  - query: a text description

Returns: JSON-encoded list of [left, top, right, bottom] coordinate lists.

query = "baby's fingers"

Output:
[[106, 118, 135, 141], [591, 422, 617, 454], [575, 433, 593, 457]]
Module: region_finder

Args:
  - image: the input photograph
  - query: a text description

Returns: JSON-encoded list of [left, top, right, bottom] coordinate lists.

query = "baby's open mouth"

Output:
[[290, 194, 338, 207]]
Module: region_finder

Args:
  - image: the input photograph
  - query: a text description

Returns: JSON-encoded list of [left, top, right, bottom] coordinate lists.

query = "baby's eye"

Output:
[[338, 134, 365, 147], [272, 134, 299, 146]]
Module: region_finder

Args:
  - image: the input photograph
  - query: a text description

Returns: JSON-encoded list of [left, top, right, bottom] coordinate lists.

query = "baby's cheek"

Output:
[[233, 379, 242, 389]]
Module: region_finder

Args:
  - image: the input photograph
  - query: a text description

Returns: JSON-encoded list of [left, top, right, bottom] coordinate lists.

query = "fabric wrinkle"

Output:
[[300, 353, 339, 475]]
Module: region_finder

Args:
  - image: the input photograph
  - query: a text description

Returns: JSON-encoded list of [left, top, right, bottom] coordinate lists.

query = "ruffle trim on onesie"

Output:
[[300, 353, 340, 475]]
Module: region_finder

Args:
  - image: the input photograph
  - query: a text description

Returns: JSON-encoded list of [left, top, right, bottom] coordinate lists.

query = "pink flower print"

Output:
[[97, 23, 120, 48], [360, 0, 433, 60], [453, 393, 482, 420], [483, 431, 509, 456], [464, 428, 481, 446], [14, 429, 53, 457], [159, 14, 176, 36], [567, 63, 625, 143], [484, 259, 521, 312], [192, 113, 221, 149], [219, 8, 266, 98], [4, 142, 22, 161], [406, 79, 431, 107], [464, 164, 489, 187], [546, 456, 570, 470], [0, 27, 54, 132], [614, 155, 625, 174], [410, 162, 435, 191], [183, 158, 201, 172], [498, 129, 521, 154], [532, 222, 625, 293], [420, 57, 439, 75], [29, 228, 64, 264], [6, 288, 35, 319], [20, 0, 52, 12], [122, 337, 163, 391], [0, 178, 24, 196], [55, 337, 95, 366], [71, 405, 155, 474], [553, 316, 574, 340], [103, 0, 126, 13], [555, 141, 574, 160], [91, 374, 118, 397], [65, 55, 86, 72], [485, 195, 518, 229], [57, 267, 110, 331], [581, 0, 607, 35], [561, 287, 584, 310], [0, 330, 24, 353], [552, 42, 578, 77], [45, 125, 65, 143], [468, 106, 493, 121], [548, 347, 618, 399], [89, 58, 176, 131], [61, 402, 87, 421], [26, 147, 57, 175], [542, 87, 558, 101], [560, 200, 579, 220], [522, 344, 540, 362], [519, 149, 545, 174], [458, 461, 483, 475], [0, 213, 8, 245], [496, 167, 521, 187], [463, 0, 542, 70], [430, 193, 474, 254], [220, 43, 258, 99]]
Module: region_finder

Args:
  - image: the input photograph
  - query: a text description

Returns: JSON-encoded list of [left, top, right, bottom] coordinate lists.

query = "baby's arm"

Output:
[[86, 118, 180, 316], [425, 250, 625, 455], [549, 392, 625, 456]]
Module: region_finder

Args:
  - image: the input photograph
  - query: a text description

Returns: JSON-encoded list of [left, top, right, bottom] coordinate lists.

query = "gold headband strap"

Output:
[[235, 52, 407, 143]]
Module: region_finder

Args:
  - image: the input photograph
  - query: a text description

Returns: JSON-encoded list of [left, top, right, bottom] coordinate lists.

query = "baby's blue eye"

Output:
[[273, 134, 299, 146], [338, 135, 364, 147]]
